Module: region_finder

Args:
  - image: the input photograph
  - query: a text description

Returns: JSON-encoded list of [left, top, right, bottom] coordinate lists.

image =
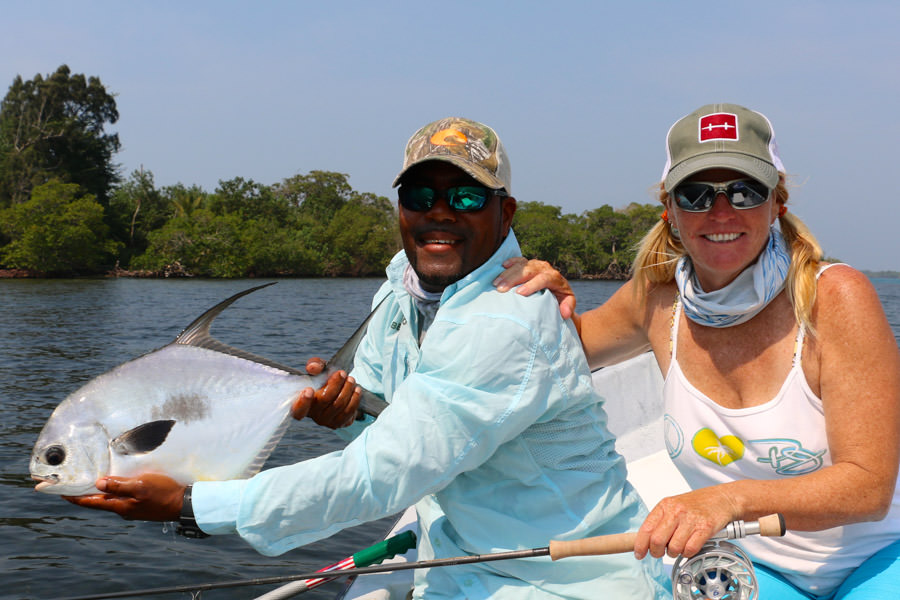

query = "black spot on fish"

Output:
[[110, 420, 175, 455], [151, 393, 210, 423]]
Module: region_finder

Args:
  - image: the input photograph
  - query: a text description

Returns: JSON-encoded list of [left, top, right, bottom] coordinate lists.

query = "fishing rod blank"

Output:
[[54, 514, 785, 600]]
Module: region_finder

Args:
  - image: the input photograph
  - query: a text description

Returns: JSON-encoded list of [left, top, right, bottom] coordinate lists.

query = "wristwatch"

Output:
[[175, 485, 209, 539]]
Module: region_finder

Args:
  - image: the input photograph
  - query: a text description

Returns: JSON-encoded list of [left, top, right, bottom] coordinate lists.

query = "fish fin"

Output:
[[359, 389, 389, 417], [239, 414, 292, 479], [110, 420, 176, 455], [177, 284, 389, 420], [172, 283, 308, 376], [325, 296, 390, 419]]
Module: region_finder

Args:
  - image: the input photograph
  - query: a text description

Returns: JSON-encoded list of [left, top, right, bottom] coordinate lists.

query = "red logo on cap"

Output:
[[699, 113, 738, 142]]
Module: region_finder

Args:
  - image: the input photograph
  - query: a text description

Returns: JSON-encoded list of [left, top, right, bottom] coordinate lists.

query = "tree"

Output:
[[107, 168, 170, 265], [0, 179, 121, 273], [582, 202, 662, 276], [324, 192, 400, 276], [512, 202, 586, 277], [209, 177, 290, 223], [275, 170, 354, 221], [0, 65, 120, 208]]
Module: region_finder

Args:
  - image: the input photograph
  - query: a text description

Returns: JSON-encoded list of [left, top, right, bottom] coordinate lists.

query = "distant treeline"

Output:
[[0, 166, 662, 279], [0, 65, 663, 279], [9, 65, 892, 281]]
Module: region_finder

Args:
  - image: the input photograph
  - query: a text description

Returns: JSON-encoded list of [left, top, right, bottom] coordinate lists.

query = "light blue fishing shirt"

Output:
[[193, 232, 668, 599]]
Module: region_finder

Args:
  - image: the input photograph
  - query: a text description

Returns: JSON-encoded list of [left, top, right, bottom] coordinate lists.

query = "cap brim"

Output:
[[664, 153, 779, 192], [392, 156, 507, 190]]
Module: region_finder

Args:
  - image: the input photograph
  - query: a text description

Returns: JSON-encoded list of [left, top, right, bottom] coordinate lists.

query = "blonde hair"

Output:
[[631, 175, 824, 333]]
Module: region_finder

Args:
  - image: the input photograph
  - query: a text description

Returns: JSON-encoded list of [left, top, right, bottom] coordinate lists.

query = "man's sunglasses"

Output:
[[672, 178, 771, 212], [398, 185, 507, 213]]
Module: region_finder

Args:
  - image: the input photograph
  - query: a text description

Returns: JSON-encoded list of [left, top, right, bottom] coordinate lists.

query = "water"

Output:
[[1, 277, 897, 600]]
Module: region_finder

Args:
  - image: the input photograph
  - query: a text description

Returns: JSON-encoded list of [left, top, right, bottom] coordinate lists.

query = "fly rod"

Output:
[[54, 514, 785, 600]]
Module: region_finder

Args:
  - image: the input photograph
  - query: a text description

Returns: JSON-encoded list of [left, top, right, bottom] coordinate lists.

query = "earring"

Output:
[[661, 209, 681, 240]]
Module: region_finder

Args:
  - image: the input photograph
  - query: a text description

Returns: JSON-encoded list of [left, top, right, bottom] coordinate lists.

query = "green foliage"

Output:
[[131, 171, 400, 277], [107, 168, 171, 265], [0, 65, 120, 208], [275, 170, 354, 222], [0, 179, 121, 273], [0, 64, 666, 278], [512, 200, 663, 279], [512, 202, 587, 277], [323, 192, 400, 276]]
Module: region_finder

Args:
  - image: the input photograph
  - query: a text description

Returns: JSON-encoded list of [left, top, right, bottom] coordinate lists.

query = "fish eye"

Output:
[[44, 445, 66, 466]]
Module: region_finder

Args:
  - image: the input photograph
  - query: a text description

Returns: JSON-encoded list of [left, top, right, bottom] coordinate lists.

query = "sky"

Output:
[[2, 1, 898, 271]]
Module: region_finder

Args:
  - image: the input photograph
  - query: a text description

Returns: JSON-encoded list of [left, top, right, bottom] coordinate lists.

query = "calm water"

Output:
[[1, 277, 897, 600]]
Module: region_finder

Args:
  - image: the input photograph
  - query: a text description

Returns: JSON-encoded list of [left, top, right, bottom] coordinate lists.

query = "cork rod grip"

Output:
[[548, 531, 637, 560], [758, 513, 786, 537], [548, 514, 785, 561]]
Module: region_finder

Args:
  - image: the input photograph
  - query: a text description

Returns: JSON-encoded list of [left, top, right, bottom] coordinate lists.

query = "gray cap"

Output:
[[392, 117, 511, 192], [661, 103, 785, 192]]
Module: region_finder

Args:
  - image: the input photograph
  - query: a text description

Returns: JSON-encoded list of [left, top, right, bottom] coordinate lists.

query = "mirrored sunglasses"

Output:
[[672, 178, 771, 212], [398, 185, 507, 212]]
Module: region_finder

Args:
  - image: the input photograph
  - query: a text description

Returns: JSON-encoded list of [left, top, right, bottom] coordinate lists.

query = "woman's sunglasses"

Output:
[[398, 185, 507, 213], [672, 178, 771, 212]]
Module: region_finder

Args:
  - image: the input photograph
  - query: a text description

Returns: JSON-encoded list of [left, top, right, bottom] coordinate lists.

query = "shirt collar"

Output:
[[386, 230, 521, 303]]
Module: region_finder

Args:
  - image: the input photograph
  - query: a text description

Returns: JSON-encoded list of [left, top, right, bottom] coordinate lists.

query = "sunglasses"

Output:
[[398, 185, 507, 212], [672, 178, 771, 212]]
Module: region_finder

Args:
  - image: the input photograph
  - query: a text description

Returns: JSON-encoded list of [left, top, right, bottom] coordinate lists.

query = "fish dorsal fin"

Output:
[[173, 283, 307, 376], [326, 295, 388, 373], [326, 296, 389, 418], [175, 283, 389, 420], [110, 420, 175, 455]]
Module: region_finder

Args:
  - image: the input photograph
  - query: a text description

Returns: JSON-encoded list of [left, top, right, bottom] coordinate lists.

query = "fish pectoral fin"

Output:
[[110, 420, 176, 455]]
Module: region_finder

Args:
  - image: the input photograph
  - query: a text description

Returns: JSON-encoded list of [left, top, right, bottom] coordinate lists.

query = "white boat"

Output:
[[330, 352, 688, 600]]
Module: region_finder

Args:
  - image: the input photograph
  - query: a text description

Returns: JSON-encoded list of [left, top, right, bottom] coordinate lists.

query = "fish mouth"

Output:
[[32, 474, 59, 491]]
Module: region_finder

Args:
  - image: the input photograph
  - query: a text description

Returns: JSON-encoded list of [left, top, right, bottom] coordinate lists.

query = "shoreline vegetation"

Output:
[[2, 66, 897, 282], [3, 266, 897, 281]]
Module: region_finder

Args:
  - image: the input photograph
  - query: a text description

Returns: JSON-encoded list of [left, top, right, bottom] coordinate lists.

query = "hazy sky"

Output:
[[3, 1, 898, 270]]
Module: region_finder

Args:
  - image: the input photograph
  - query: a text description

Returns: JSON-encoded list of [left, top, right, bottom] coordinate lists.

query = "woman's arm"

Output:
[[635, 266, 900, 559]]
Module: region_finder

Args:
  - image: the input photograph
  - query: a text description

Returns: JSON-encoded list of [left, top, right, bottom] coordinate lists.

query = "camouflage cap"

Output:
[[392, 117, 511, 192], [661, 103, 785, 193]]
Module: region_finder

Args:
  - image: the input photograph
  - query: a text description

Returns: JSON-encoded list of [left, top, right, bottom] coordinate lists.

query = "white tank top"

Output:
[[663, 266, 900, 595]]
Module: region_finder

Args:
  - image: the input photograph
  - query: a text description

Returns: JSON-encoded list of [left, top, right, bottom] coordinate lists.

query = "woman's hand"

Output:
[[493, 257, 577, 320], [634, 487, 741, 559], [292, 357, 360, 429]]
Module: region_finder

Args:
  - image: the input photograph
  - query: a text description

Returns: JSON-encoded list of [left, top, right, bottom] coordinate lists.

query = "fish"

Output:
[[29, 283, 387, 496]]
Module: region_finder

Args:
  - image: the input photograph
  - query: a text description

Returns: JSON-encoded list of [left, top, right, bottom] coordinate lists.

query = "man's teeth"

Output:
[[705, 233, 741, 242], [425, 239, 454, 244]]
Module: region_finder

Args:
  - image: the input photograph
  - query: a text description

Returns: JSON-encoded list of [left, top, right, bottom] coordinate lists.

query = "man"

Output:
[[68, 117, 667, 598]]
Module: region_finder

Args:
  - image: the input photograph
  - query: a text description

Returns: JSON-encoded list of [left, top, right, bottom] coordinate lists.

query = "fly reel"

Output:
[[671, 541, 758, 600]]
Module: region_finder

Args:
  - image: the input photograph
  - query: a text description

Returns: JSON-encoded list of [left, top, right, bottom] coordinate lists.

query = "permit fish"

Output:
[[30, 283, 387, 496]]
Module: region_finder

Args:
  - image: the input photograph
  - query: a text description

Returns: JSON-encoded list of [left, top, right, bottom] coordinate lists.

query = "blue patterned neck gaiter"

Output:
[[675, 227, 791, 328]]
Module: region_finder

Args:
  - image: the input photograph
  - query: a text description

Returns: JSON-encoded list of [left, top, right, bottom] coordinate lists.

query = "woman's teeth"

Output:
[[704, 233, 741, 243]]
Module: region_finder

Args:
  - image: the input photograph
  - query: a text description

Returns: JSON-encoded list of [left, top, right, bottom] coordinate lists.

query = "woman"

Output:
[[494, 103, 900, 598]]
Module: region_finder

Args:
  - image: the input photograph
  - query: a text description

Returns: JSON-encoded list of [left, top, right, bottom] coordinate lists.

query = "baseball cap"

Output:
[[392, 117, 511, 192], [661, 103, 785, 192]]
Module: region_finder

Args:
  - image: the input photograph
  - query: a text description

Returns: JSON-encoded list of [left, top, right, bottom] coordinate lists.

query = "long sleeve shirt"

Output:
[[193, 232, 668, 599]]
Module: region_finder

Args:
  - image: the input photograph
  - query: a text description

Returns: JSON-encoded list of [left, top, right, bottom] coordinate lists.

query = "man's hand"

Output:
[[63, 473, 184, 522], [292, 357, 361, 429]]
